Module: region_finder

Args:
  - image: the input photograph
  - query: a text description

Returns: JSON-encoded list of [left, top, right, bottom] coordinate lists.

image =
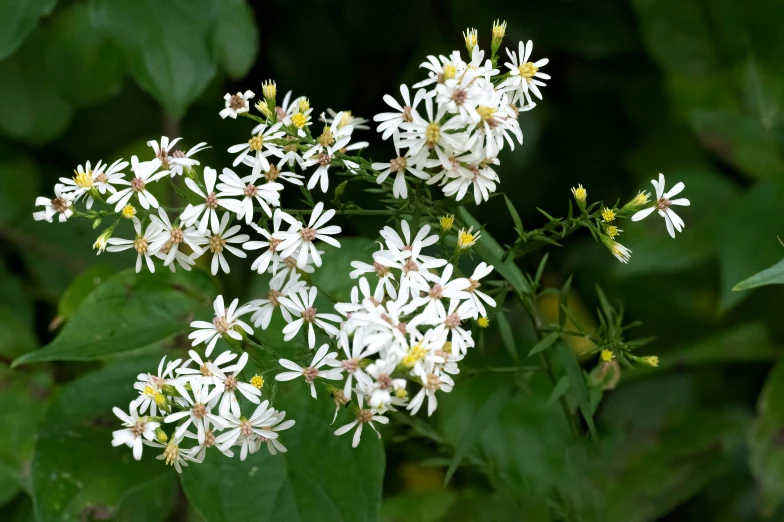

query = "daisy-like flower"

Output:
[[274, 90, 305, 124], [364, 356, 407, 409], [499, 40, 550, 107], [413, 52, 459, 90], [247, 272, 306, 329], [374, 85, 427, 140], [175, 349, 238, 387], [33, 184, 75, 223], [146, 432, 198, 473], [302, 143, 363, 193], [442, 160, 500, 205], [333, 394, 389, 448], [464, 262, 497, 318], [407, 361, 454, 416], [205, 212, 250, 275], [147, 207, 208, 268], [349, 253, 398, 300], [216, 167, 282, 222], [399, 96, 469, 163], [372, 147, 435, 199], [334, 331, 373, 402], [379, 221, 439, 262], [181, 167, 236, 234], [252, 409, 296, 455], [303, 111, 355, 159], [424, 299, 477, 355], [165, 383, 224, 443], [602, 236, 632, 263], [106, 156, 167, 212], [275, 344, 343, 398], [59, 159, 127, 208], [186, 417, 233, 461], [220, 90, 254, 119], [111, 401, 160, 461], [133, 355, 182, 416], [208, 352, 262, 417], [374, 247, 447, 301], [456, 226, 481, 249], [188, 295, 253, 356], [403, 263, 470, 318], [274, 202, 342, 268], [147, 136, 208, 177], [323, 108, 370, 131], [279, 286, 342, 348], [434, 69, 482, 124], [106, 217, 161, 273], [243, 214, 287, 275], [228, 122, 285, 177], [248, 155, 305, 186], [631, 173, 690, 238], [215, 400, 278, 461]]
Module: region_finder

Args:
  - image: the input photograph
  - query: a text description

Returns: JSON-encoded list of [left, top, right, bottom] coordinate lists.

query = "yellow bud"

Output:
[[395, 388, 408, 399], [641, 355, 659, 367], [571, 184, 587, 204], [250, 375, 264, 389], [477, 317, 490, 328], [601, 207, 616, 223], [299, 98, 310, 113], [463, 28, 478, 53], [121, 204, 137, 219], [262, 79, 276, 100], [256, 101, 272, 118], [439, 214, 454, 232], [600, 349, 614, 362]]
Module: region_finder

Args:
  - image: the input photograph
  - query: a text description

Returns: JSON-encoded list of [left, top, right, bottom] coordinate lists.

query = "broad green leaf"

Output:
[[0, 470, 19, 509], [719, 179, 784, 310], [0, 307, 37, 359], [212, 0, 258, 79], [46, 2, 125, 107], [13, 268, 217, 366], [444, 382, 515, 484], [0, 365, 54, 493], [0, 31, 73, 143], [381, 491, 455, 522], [31, 354, 177, 522], [89, 0, 218, 118], [0, 154, 38, 226], [457, 208, 531, 295], [527, 331, 560, 358], [180, 384, 385, 522], [56, 264, 115, 320], [749, 359, 784, 515], [0, 0, 57, 60], [734, 258, 784, 292]]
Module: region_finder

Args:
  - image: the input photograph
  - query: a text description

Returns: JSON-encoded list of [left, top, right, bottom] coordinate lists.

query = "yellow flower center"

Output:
[[121, 205, 137, 219], [600, 350, 614, 362], [73, 171, 94, 188], [425, 122, 441, 147], [402, 344, 426, 368], [439, 214, 454, 231], [248, 135, 264, 152], [299, 98, 310, 112], [250, 375, 264, 389], [318, 127, 335, 147], [476, 105, 496, 122], [601, 208, 616, 223], [291, 113, 307, 128], [518, 62, 539, 80], [477, 317, 490, 328], [443, 64, 457, 81]]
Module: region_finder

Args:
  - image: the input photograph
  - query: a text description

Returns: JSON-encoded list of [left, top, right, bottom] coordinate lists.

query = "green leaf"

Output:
[[457, 208, 531, 295], [31, 354, 177, 522], [546, 376, 571, 406], [13, 268, 217, 366], [180, 385, 385, 522], [212, 0, 258, 79], [527, 331, 560, 358], [749, 358, 784, 516], [0, 31, 73, 143], [90, 0, 218, 118], [496, 311, 519, 363], [555, 341, 597, 439], [503, 194, 524, 234], [56, 265, 115, 320], [46, 2, 125, 107], [558, 275, 572, 327], [0, 155, 38, 226], [0, 0, 57, 60], [444, 382, 516, 484], [734, 258, 784, 291], [0, 306, 37, 359]]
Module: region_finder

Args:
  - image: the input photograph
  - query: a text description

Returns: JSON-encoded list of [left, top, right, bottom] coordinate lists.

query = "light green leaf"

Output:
[[734, 258, 784, 292], [0, 0, 57, 60], [749, 359, 784, 516], [89, 0, 218, 118], [212, 0, 258, 79], [555, 341, 597, 439], [180, 385, 385, 522], [13, 268, 217, 366], [503, 194, 523, 234], [528, 331, 560, 358], [547, 376, 571, 406], [31, 354, 177, 522], [56, 265, 115, 320]]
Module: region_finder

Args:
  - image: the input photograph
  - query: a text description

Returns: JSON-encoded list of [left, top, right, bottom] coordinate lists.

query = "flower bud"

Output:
[[439, 214, 454, 232], [155, 427, 169, 444], [457, 227, 480, 250], [93, 219, 119, 255], [601, 207, 616, 223], [462, 28, 478, 54], [477, 317, 489, 328], [256, 100, 272, 119], [622, 190, 650, 211], [570, 184, 586, 211], [262, 79, 276, 103], [491, 20, 507, 54], [600, 349, 614, 362], [250, 375, 264, 390], [121, 204, 137, 219]]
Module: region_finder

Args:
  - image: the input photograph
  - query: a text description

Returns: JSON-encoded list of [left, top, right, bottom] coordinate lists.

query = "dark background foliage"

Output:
[[2, 0, 784, 520]]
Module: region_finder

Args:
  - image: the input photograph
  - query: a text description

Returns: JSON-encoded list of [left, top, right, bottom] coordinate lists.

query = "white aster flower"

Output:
[[364, 356, 407, 409], [145, 432, 198, 473], [279, 286, 342, 348], [274, 202, 341, 268], [220, 90, 254, 119], [208, 352, 262, 417], [252, 409, 296, 455], [147, 136, 209, 177], [165, 382, 225, 443], [349, 253, 398, 300], [228, 122, 285, 177], [379, 221, 439, 263], [399, 96, 469, 163], [247, 154, 305, 186], [186, 417, 233, 461], [630, 173, 690, 238], [33, 185, 75, 223], [112, 401, 160, 460], [175, 349, 238, 387], [499, 40, 550, 107], [216, 167, 283, 222], [133, 355, 182, 416], [243, 214, 287, 275], [106, 156, 167, 212], [335, 331, 373, 402], [323, 108, 370, 131], [181, 167, 237, 234], [248, 272, 306, 329], [59, 159, 127, 208], [402, 263, 471, 318], [424, 299, 477, 355], [374, 84, 426, 140], [372, 146, 435, 199], [215, 400, 278, 461], [464, 262, 497, 318], [206, 212, 250, 275], [275, 344, 343, 398], [188, 295, 253, 356], [407, 360, 454, 416], [442, 160, 500, 205], [333, 394, 389, 448], [148, 207, 208, 268], [106, 217, 161, 273]]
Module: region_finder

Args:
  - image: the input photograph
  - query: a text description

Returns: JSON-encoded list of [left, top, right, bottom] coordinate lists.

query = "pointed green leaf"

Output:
[[527, 331, 560, 358]]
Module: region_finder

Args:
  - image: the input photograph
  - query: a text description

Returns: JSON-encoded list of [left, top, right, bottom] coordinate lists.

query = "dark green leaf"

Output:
[[212, 0, 258, 79], [503, 194, 523, 234], [496, 311, 519, 363], [0, 0, 57, 60], [546, 376, 571, 406], [56, 264, 115, 320], [749, 359, 784, 516], [734, 258, 784, 291], [528, 331, 560, 358], [555, 342, 597, 439]]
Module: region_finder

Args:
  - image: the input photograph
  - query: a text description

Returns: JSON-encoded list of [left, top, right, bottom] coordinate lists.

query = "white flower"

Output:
[[335, 331, 373, 402], [372, 147, 435, 199], [148, 207, 208, 268], [186, 417, 233, 461], [206, 212, 250, 275], [274, 202, 341, 268], [106, 156, 167, 212], [133, 355, 182, 416], [423, 299, 476, 355], [145, 432, 197, 473], [442, 159, 500, 205], [228, 122, 285, 177], [106, 217, 161, 273], [275, 344, 343, 398], [333, 394, 389, 448], [252, 409, 296, 455], [464, 262, 497, 318], [349, 254, 398, 300], [188, 295, 253, 356], [215, 400, 278, 461], [414, 52, 459, 90], [365, 357, 407, 409], [434, 70, 482, 123], [147, 136, 208, 177], [279, 286, 342, 348], [208, 352, 262, 417], [165, 382, 225, 443], [323, 109, 370, 131], [631, 173, 690, 238], [407, 361, 454, 416], [220, 90, 254, 119], [248, 272, 306, 329], [499, 40, 550, 107], [373, 85, 426, 140], [175, 349, 238, 387], [374, 247, 447, 301], [399, 96, 469, 163], [112, 401, 160, 460], [247, 155, 305, 186], [181, 167, 237, 234], [59, 159, 127, 208], [216, 167, 283, 222], [33, 185, 75, 223], [379, 221, 440, 262], [402, 263, 470, 318], [608, 240, 632, 263]]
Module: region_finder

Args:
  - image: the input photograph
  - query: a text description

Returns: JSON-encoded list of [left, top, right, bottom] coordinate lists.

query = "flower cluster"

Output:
[[30, 20, 686, 471]]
